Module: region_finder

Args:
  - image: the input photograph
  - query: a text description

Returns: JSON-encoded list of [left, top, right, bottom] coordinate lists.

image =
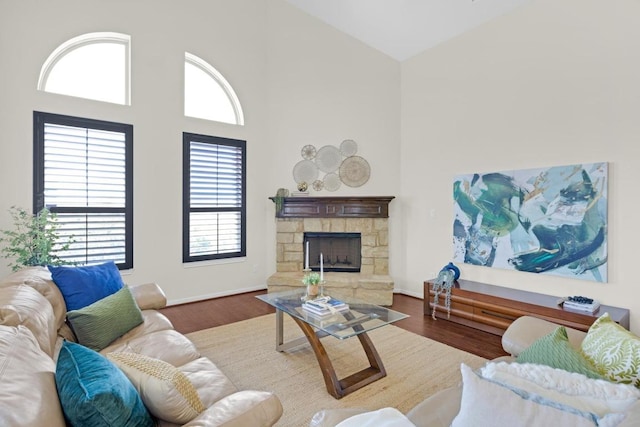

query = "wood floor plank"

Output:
[[159, 291, 507, 360]]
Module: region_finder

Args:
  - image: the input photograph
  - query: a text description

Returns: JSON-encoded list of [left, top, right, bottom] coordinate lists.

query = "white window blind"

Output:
[[183, 134, 245, 262], [34, 112, 133, 268]]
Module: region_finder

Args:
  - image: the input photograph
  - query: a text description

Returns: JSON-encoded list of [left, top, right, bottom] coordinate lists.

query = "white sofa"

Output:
[[0, 267, 283, 426], [310, 316, 640, 427]]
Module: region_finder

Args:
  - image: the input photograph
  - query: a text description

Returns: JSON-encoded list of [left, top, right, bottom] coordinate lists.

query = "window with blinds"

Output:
[[33, 111, 133, 269], [183, 133, 246, 263]]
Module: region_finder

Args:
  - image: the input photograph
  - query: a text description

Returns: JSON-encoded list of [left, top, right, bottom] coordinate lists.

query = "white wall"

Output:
[[264, 1, 401, 279], [0, 0, 400, 303], [4, 0, 637, 331], [400, 0, 640, 331]]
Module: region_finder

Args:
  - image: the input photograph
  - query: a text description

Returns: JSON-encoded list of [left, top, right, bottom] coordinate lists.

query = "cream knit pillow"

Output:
[[107, 352, 205, 424]]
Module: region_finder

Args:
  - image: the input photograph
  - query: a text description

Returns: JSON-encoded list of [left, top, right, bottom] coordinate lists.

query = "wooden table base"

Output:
[[275, 309, 386, 399]]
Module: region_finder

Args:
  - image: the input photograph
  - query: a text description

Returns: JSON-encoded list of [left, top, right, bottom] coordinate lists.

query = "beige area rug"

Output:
[[187, 314, 487, 427]]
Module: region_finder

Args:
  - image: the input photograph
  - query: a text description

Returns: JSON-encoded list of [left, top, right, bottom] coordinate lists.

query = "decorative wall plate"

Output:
[[315, 145, 342, 173], [323, 173, 341, 192], [301, 144, 316, 160], [312, 179, 324, 191], [339, 156, 370, 187], [340, 139, 358, 157], [293, 159, 319, 184]]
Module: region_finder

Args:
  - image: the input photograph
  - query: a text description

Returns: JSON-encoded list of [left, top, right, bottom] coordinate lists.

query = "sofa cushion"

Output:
[[178, 357, 238, 408], [452, 364, 625, 427], [56, 341, 153, 427], [516, 326, 603, 379], [100, 329, 202, 368], [0, 325, 66, 427], [115, 310, 175, 342], [582, 313, 640, 387], [107, 352, 205, 424], [48, 261, 123, 311], [173, 390, 283, 427], [67, 286, 144, 351]]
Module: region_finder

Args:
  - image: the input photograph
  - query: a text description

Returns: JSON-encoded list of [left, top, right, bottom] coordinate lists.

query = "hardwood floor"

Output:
[[160, 291, 507, 360]]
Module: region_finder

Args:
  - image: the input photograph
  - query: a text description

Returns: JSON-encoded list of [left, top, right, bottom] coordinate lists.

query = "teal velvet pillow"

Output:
[[55, 341, 154, 427], [67, 286, 144, 352], [49, 261, 124, 311], [516, 326, 603, 379]]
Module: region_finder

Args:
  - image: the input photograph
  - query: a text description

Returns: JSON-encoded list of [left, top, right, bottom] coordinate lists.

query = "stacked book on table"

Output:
[[562, 296, 600, 313], [302, 297, 349, 317]]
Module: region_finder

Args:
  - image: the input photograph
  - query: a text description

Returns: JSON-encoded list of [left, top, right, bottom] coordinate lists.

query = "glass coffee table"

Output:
[[256, 289, 408, 399]]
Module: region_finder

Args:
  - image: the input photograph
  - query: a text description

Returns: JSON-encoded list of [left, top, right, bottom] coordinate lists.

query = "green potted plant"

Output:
[[302, 272, 321, 299], [272, 188, 289, 214], [0, 206, 75, 272]]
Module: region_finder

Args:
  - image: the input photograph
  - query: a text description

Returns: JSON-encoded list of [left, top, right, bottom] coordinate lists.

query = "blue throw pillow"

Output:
[[56, 341, 154, 427], [48, 261, 124, 311]]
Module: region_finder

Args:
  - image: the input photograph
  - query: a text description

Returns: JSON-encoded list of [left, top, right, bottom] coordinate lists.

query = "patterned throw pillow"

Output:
[[516, 326, 603, 379], [107, 352, 205, 424], [581, 313, 640, 387]]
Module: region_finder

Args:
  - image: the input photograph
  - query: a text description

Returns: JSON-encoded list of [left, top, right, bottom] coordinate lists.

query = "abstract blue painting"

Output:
[[452, 163, 608, 282]]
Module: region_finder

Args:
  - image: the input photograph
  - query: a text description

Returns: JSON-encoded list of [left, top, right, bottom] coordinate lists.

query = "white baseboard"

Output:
[[394, 288, 424, 300], [166, 285, 268, 306], [167, 286, 424, 306]]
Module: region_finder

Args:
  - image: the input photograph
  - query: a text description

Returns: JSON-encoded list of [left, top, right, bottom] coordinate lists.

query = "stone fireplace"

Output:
[[267, 196, 395, 305]]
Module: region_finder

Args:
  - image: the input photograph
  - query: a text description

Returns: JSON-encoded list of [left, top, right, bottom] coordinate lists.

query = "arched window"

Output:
[[38, 32, 130, 105], [184, 53, 244, 125]]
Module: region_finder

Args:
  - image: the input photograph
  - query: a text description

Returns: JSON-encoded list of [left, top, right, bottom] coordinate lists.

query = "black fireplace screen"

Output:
[[304, 232, 361, 273]]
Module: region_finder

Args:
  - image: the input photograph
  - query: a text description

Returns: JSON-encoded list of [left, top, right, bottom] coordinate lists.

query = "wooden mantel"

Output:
[[269, 196, 395, 218]]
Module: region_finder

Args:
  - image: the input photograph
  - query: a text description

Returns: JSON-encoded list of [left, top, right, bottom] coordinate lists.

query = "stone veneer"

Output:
[[267, 216, 394, 305]]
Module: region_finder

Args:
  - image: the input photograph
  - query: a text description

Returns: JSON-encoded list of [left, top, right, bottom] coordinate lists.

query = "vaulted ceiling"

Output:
[[284, 0, 532, 61]]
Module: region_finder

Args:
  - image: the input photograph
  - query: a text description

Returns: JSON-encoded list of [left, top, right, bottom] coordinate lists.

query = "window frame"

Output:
[[184, 52, 244, 125], [37, 32, 131, 105], [33, 111, 134, 270], [182, 132, 246, 263]]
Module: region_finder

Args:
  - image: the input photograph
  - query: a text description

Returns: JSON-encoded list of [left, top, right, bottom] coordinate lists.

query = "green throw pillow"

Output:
[[582, 313, 640, 387], [56, 341, 154, 427], [517, 326, 603, 379], [67, 286, 144, 352]]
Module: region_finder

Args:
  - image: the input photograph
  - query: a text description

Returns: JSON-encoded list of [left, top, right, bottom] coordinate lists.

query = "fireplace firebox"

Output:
[[304, 232, 361, 273]]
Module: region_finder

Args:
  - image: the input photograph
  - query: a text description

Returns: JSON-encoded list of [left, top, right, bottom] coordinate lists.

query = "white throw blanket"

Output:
[[335, 408, 416, 427]]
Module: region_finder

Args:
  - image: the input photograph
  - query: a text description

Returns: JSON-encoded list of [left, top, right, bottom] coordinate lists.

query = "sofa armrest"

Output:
[[182, 390, 283, 427], [406, 385, 462, 427], [128, 282, 167, 310], [501, 316, 587, 357]]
